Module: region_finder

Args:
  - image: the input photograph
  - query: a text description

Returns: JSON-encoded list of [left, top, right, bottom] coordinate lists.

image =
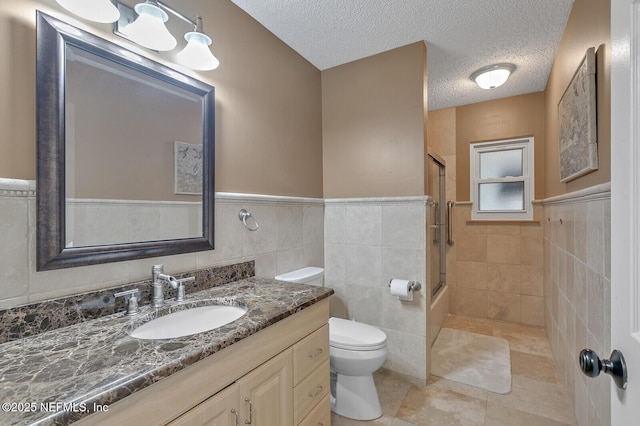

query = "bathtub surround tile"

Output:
[[452, 204, 545, 327], [521, 295, 544, 326], [457, 261, 488, 290], [456, 234, 487, 262], [454, 288, 488, 318], [520, 265, 544, 296], [486, 235, 521, 265], [487, 263, 521, 294], [487, 291, 521, 322]]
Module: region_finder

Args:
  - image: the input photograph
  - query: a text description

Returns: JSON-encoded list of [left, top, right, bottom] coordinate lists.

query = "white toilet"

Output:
[[275, 267, 387, 421]]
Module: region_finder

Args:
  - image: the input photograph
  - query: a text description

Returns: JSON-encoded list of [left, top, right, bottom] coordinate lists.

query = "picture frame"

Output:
[[174, 141, 203, 195], [558, 47, 598, 182]]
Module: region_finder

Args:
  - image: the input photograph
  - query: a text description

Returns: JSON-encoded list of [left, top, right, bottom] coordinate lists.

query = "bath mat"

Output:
[[431, 328, 511, 394]]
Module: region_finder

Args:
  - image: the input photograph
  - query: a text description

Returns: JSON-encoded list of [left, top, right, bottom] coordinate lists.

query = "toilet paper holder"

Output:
[[388, 279, 422, 292]]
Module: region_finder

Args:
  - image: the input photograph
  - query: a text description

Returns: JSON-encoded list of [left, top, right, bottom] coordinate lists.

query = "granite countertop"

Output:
[[0, 278, 333, 426]]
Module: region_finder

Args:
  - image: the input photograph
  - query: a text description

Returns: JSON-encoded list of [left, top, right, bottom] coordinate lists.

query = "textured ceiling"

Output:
[[230, 0, 574, 110]]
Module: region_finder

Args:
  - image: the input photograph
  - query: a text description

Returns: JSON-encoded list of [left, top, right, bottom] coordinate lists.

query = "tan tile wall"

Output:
[[449, 203, 545, 326], [543, 186, 611, 426]]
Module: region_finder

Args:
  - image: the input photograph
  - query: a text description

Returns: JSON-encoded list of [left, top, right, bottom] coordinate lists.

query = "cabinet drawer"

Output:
[[298, 394, 330, 426], [293, 324, 329, 385], [294, 360, 330, 424]]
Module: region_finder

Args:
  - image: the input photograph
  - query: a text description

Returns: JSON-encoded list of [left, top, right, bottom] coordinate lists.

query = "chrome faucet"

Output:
[[151, 264, 195, 308]]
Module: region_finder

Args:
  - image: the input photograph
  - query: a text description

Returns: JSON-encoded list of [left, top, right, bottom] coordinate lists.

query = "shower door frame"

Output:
[[428, 151, 447, 298]]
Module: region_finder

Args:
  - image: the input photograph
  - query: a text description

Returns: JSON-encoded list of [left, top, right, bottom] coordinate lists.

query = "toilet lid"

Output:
[[329, 317, 387, 351]]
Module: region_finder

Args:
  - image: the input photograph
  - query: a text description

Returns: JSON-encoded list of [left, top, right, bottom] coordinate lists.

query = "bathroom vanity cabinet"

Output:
[[76, 298, 330, 426]]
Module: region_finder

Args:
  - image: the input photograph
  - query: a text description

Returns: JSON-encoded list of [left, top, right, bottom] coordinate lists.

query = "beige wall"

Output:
[[0, 0, 323, 198], [455, 92, 546, 201], [544, 0, 611, 197], [322, 42, 427, 198]]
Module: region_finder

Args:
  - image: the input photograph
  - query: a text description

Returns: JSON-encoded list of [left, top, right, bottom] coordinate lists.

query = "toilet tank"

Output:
[[275, 267, 324, 286]]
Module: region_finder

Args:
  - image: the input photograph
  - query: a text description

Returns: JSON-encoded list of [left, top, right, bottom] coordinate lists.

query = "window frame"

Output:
[[470, 137, 534, 221]]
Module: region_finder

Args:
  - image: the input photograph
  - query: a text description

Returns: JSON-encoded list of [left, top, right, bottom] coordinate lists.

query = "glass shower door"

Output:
[[428, 154, 446, 297]]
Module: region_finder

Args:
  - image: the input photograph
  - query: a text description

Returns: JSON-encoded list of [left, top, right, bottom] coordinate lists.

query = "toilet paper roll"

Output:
[[390, 278, 413, 301]]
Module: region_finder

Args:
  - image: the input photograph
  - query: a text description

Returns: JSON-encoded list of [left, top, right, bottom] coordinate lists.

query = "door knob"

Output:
[[579, 348, 628, 389]]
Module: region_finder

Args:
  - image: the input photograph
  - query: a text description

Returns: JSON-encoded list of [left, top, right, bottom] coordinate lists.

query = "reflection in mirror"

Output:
[[64, 45, 203, 247], [36, 11, 215, 270]]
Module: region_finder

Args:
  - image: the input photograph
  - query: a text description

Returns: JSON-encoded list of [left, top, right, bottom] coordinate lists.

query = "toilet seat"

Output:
[[329, 317, 387, 351]]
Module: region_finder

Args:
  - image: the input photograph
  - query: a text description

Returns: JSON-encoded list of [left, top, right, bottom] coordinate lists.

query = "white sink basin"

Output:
[[131, 304, 247, 340]]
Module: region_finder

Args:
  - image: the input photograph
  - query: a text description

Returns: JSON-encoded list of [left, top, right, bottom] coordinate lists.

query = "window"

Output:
[[470, 137, 534, 220]]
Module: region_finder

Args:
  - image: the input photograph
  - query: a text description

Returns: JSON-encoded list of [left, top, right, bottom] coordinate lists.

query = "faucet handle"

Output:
[[175, 276, 195, 302], [114, 288, 140, 316]]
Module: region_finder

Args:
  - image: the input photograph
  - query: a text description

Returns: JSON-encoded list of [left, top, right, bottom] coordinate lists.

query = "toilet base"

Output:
[[330, 372, 382, 420]]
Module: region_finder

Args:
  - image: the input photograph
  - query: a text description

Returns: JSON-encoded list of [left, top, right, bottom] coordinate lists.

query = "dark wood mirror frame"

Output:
[[36, 11, 215, 271]]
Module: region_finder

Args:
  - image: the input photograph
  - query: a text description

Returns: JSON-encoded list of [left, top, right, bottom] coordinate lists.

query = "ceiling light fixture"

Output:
[[56, 0, 121, 23], [470, 63, 516, 90]]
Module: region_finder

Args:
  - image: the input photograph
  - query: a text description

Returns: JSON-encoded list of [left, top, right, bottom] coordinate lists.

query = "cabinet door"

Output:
[[168, 384, 239, 426], [238, 349, 293, 426]]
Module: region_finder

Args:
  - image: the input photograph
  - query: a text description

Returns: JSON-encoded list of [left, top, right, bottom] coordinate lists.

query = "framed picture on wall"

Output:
[[558, 47, 598, 182], [174, 141, 203, 195]]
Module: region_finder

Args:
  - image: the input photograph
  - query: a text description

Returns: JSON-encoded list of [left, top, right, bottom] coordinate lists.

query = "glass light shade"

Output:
[[177, 32, 220, 71], [121, 2, 177, 51], [56, 0, 120, 23], [470, 64, 515, 89]]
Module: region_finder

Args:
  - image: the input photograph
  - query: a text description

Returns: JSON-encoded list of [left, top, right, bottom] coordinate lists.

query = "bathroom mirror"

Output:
[[36, 12, 215, 271]]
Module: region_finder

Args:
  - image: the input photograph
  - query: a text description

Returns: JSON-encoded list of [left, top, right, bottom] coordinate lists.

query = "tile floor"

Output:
[[331, 315, 575, 426]]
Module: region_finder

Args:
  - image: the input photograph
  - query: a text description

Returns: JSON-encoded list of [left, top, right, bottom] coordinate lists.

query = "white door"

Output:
[[611, 0, 640, 422]]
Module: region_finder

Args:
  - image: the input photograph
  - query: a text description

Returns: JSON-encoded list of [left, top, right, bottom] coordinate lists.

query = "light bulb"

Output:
[[177, 32, 220, 71], [57, 0, 120, 23], [121, 1, 177, 51]]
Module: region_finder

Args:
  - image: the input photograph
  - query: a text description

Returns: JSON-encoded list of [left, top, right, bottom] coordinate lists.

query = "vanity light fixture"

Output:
[[470, 63, 516, 89], [57, 0, 220, 71], [56, 0, 121, 23]]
